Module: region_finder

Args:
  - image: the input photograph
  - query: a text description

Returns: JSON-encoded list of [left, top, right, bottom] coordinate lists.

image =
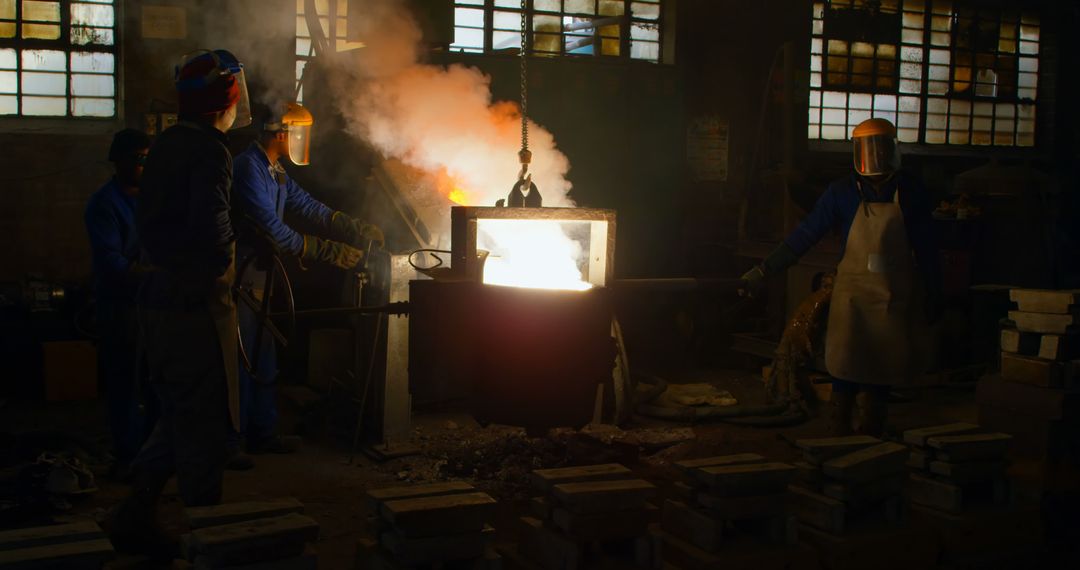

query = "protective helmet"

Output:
[[174, 49, 252, 129], [852, 118, 900, 177], [265, 102, 314, 165]]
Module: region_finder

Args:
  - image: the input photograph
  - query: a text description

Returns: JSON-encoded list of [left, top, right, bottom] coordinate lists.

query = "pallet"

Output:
[[1001, 352, 1067, 388], [551, 479, 656, 514], [788, 483, 906, 536], [1009, 289, 1080, 314], [902, 423, 981, 447], [0, 521, 112, 569], [690, 463, 796, 496], [1008, 310, 1078, 335], [181, 513, 319, 567], [1000, 328, 1041, 356], [365, 482, 477, 510], [185, 498, 305, 529], [794, 436, 880, 465], [926, 433, 1012, 462], [821, 443, 908, 483], [530, 464, 633, 493], [381, 492, 497, 537], [907, 473, 1010, 514], [672, 454, 765, 474]]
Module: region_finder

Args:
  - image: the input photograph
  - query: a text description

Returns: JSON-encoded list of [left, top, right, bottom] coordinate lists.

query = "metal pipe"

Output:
[[612, 278, 743, 292], [286, 302, 411, 318]]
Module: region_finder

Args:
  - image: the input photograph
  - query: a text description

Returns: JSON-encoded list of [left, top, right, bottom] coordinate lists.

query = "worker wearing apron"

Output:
[[742, 118, 942, 436]]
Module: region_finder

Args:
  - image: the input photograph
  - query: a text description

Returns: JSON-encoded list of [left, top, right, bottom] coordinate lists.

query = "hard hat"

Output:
[[174, 49, 252, 129], [264, 102, 314, 166], [852, 118, 899, 177]]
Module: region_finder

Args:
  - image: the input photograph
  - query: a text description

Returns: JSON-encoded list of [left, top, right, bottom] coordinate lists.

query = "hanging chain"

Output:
[[519, 0, 529, 157]]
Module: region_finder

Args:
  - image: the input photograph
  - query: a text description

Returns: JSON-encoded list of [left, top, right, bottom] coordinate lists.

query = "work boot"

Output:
[[827, 390, 856, 436], [105, 472, 177, 559], [856, 390, 889, 438], [225, 448, 255, 471], [247, 434, 302, 455]]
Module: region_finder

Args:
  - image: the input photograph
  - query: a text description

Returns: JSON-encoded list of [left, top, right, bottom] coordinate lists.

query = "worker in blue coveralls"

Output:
[[228, 101, 383, 464], [84, 128, 156, 479], [740, 118, 942, 437]]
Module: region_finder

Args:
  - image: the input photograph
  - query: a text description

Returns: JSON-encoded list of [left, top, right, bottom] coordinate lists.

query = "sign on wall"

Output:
[[687, 116, 729, 183], [142, 5, 188, 40]]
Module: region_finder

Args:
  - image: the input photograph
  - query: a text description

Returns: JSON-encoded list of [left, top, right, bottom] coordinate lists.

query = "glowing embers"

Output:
[[451, 206, 615, 293]]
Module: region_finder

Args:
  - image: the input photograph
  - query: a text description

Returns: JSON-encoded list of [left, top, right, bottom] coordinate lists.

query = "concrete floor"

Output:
[[0, 371, 987, 569]]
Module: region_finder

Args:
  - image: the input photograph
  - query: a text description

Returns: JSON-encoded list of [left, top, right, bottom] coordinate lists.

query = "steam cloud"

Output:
[[212, 0, 573, 208], [328, 0, 574, 208]]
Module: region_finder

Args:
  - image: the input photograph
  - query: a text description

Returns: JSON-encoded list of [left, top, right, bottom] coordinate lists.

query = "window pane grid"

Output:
[[0, 1, 116, 118], [808, 0, 1038, 148], [295, 0, 353, 102], [448, 1, 665, 64]]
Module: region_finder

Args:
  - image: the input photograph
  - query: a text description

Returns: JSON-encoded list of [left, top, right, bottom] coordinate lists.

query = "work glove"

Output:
[[738, 265, 766, 297], [331, 211, 385, 248], [301, 235, 363, 270]]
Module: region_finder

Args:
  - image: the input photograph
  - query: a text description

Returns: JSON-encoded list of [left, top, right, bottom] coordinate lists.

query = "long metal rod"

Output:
[[286, 302, 410, 319], [612, 278, 744, 292]]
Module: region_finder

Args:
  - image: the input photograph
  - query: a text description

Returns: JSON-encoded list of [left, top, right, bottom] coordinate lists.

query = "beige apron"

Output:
[[825, 184, 923, 385], [210, 243, 241, 431]]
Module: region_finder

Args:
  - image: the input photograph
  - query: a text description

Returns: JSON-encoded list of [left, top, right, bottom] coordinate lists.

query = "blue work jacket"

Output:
[[231, 143, 334, 256], [85, 178, 140, 303], [784, 171, 941, 291]]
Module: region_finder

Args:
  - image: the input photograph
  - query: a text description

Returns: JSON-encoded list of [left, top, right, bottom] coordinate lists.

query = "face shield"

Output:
[[287, 124, 312, 165], [851, 118, 900, 177], [175, 49, 251, 130], [280, 102, 314, 165], [852, 134, 899, 177]]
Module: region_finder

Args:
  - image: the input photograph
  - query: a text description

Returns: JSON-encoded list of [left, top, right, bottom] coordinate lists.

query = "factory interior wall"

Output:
[[0, 0, 1076, 291], [0, 0, 294, 285]]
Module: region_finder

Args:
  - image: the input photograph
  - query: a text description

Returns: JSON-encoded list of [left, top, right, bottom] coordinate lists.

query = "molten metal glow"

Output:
[[438, 172, 592, 292], [447, 188, 468, 205], [478, 220, 592, 291]]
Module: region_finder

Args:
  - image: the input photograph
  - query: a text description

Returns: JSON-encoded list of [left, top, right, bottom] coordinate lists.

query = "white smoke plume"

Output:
[[328, 0, 574, 208]]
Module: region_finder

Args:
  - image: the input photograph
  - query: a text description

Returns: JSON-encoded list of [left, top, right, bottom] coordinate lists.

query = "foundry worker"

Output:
[[229, 101, 382, 459], [109, 50, 252, 555], [84, 128, 156, 477], [740, 118, 941, 437]]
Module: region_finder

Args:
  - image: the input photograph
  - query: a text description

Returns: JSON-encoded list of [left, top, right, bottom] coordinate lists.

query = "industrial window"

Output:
[[295, 0, 355, 102], [0, 0, 116, 118], [451, 0, 665, 64], [808, 0, 1039, 147]]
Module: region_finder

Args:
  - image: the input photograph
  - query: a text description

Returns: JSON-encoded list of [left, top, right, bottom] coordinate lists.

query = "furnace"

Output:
[[409, 206, 618, 430]]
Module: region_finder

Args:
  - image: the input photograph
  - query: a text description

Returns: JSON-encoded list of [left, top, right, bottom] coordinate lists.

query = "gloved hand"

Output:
[[738, 265, 766, 297], [331, 211, 384, 248], [301, 235, 363, 270]]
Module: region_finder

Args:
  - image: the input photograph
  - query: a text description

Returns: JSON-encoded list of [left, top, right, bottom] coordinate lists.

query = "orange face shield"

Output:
[[851, 118, 900, 177]]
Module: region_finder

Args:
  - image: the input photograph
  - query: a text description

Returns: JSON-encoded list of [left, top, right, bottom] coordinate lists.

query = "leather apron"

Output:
[[824, 183, 920, 385], [210, 243, 241, 431]]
